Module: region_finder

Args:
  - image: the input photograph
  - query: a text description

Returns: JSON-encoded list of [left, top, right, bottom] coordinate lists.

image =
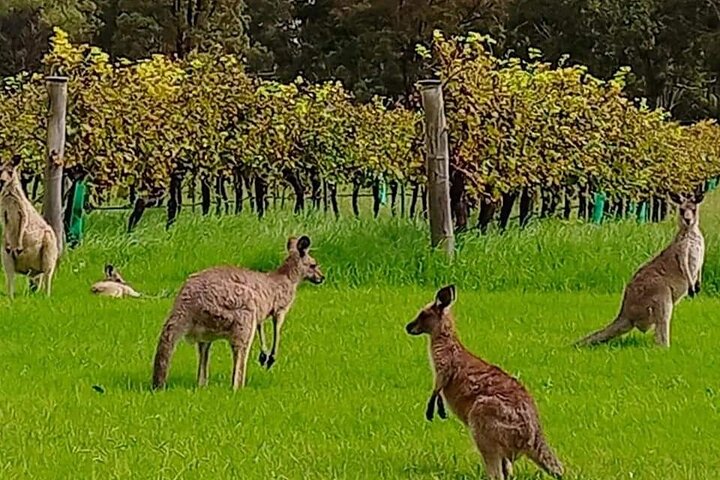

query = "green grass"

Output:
[[2, 197, 720, 478]]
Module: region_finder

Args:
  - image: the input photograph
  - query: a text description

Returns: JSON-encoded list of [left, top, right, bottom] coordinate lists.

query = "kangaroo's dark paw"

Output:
[[425, 395, 435, 421], [259, 351, 268, 366], [265, 354, 275, 369], [437, 397, 448, 420], [688, 287, 695, 298], [694, 281, 701, 295], [11, 248, 22, 258], [425, 406, 434, 421]]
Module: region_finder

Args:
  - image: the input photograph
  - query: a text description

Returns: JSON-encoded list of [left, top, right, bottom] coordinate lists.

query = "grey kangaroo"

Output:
[[577, 191, 705, 347], [0, 155, 58, 298], [152, 236, 324, 390], [91, 264, 141, 298]]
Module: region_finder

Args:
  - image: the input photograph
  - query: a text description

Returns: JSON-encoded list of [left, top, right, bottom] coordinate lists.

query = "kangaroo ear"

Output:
[[296, 235, 311, 257], [104, 264, 114, 276], [286, 237, 298, 252], [10, 154, 21, 168], [435, 285, 456, 310], [694, 185, 705, 204]]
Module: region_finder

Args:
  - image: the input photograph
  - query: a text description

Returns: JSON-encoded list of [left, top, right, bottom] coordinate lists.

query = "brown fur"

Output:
[[577, 193, 705, 347], [0, 156, 58, 298], [91, 264, 141, 298], [406, 285, 564, 480], [152, 235, 324, 390]]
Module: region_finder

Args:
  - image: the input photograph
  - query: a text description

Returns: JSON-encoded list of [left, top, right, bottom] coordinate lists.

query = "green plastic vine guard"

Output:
[[636, 201, 648, 224], [379, 177, 387, 206], [67, 180, 86, 246], [591, 191, 605, 224], [627, 201, 636, 219]]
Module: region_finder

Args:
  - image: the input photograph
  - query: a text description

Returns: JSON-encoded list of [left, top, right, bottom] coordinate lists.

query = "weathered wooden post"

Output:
[[44, 76, 68, 255], [418, 79, 454, 256]]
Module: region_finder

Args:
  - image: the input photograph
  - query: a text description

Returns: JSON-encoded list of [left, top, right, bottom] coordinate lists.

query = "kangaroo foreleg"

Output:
[[426, 373, 449, 421], [266, 310, 286, 370], [257, 323, 269, 366], [677, 251, 695, 297]]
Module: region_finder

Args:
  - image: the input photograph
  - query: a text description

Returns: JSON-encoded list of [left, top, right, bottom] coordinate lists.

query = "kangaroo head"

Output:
[[104, 264, 127, 284], [406, 285, 456, 336], [670, 190, 704, 228], [0, 155, 21, 193], [286, 235, 324, 284]]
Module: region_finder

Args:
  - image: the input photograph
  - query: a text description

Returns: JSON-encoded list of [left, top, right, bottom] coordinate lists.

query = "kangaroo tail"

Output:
[[152, 314, 186, 389], [127, 287, 142, 298], [575, 316, 632, 347], [528, 434, 564, 479]]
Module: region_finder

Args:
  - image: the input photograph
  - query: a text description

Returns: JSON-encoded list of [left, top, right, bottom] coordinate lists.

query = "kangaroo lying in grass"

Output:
[[576, 192, 705, 347], [152, 235, 324, 390], [91, 264, 141, 298], [0, 155, 58, 298], [406, 286, 564, 480]]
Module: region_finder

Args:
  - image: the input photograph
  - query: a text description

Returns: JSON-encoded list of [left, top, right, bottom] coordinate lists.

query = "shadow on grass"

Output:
[[95, 368, 275, 394], [91, 371, 198, 393], [401, 460, 475, 479], [403, 457, 551, 479], [574, 333, 653, 350]]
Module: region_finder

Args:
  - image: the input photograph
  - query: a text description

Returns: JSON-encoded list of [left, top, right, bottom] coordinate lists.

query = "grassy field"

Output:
[[2, 198, 720, 479]]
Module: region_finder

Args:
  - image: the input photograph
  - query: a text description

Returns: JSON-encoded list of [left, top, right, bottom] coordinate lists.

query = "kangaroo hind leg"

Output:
[[502, 458, 513, 478], [479, 450, 504, 480], [2, 251, 15, 299], [196, 342, 212, 387], [653, 296, 674, 347], [39, 231, 58, 296], [230, 311, 257, 390]]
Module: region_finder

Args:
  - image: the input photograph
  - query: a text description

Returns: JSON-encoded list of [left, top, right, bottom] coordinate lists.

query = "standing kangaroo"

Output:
[[91, 264, 141, 298], [152, 235, 324, 390], [0, 156, 58, 298], [406, 285, 564, 480], [576, 192, 705, 347]]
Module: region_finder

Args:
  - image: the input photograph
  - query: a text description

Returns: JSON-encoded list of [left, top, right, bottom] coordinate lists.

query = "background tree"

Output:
[[93, 0, 251, 59], [1, 0, 719, 121], [502, 0, 719, 121], [0, 0, 97, 76]]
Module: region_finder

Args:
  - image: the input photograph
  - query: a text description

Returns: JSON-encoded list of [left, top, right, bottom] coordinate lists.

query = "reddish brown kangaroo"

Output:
[[576, 192, 705, 347], [406, 285, 564, 480], [152, 235, 324, 390]]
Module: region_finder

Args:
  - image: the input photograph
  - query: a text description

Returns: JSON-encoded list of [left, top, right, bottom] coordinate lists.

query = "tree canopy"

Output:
[[1, 0, 719, 121]]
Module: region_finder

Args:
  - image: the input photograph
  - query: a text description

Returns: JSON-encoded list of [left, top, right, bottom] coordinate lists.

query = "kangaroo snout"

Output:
[[406, 321, 420, 335], [311, 274, 325, 284]]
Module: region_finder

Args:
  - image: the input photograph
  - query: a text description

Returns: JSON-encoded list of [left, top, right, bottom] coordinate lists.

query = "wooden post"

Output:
[[44, 76, 68, 256], [418, 80, 454, 256]]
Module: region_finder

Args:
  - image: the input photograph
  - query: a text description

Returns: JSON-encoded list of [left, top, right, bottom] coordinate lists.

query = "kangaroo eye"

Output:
[[310, 264, 317, 269]]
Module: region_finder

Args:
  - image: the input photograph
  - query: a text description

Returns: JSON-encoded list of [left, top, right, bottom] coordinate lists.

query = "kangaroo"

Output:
[[152, 235, 324, 390], [406, 285, 564, 480], [576, 192, 705, 348], [91, 264, 141, 298], [0, 155, 58, 298]]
